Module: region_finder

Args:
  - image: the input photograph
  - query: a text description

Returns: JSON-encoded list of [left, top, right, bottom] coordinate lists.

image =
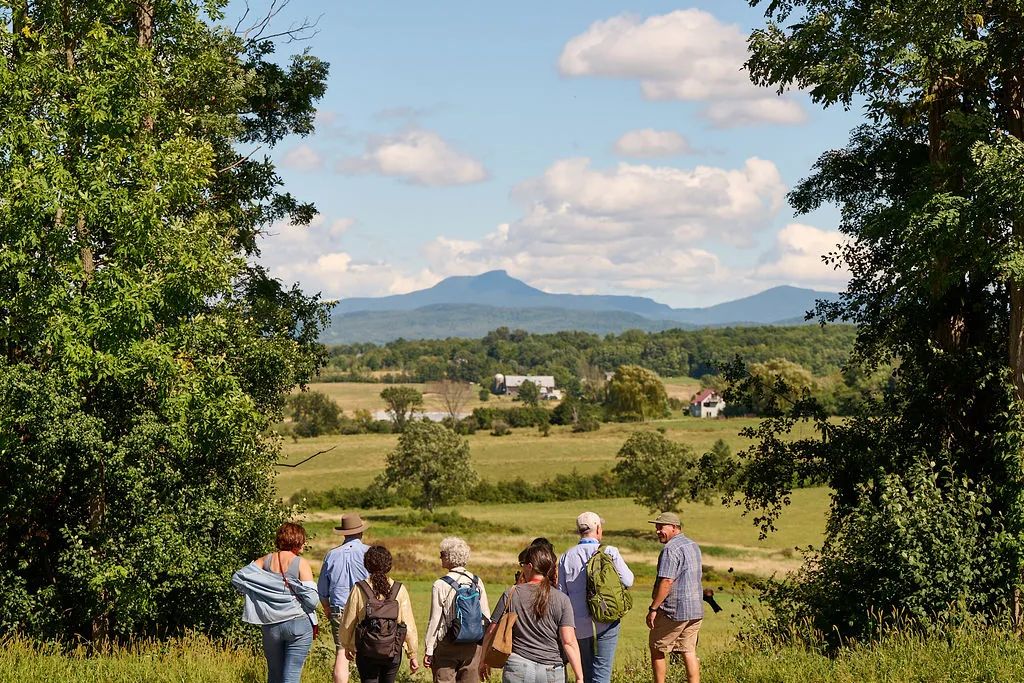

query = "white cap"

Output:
[[576, 511, 603, 535]]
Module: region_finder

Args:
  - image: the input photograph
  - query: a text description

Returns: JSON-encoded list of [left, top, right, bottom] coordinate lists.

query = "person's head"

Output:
[[275, 522, 307, 554], [439, 536, 470, 570], [334, 512, 369, 540], [363, 545, 393, 598], [576, 511, 603, 540], [530, 537, 555, 554], [522, 543, 557, 618], [649, 512, 682, 544]]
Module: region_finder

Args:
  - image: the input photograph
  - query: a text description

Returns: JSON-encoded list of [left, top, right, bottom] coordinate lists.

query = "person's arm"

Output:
[[340, 586, 363, 655], [646, 577, 674, 629], [560, 625, 586, 682], [317, 552, 332, 614], [479, 579, 491, 619], [398, 584, 420, 671], [424, 580, 445, 662], [298, 558, 314, 582], [610, 547, 635, 588]]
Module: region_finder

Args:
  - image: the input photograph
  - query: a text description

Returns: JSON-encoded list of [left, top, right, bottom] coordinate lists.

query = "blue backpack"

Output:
[[441, 572, 485, 644]]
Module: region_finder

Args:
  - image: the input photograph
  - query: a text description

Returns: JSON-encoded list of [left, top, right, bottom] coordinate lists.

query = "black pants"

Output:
[[356, 653, 402, 683]]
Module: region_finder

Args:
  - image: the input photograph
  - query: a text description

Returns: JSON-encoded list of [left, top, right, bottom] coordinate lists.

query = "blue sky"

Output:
[[235, 1, 864, 307]]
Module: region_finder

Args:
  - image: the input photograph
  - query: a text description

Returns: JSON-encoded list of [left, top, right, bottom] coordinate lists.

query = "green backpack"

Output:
[[585, 544, 632, 623]]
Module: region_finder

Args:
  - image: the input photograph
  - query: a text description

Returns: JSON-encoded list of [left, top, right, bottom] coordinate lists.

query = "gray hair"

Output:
[[439, 536, 471, 567]]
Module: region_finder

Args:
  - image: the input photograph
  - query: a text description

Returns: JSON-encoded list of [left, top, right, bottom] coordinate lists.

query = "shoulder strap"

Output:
[[357, 580, 375, 601], [503, 585, 517, 615], [388, 580, 402, 600], [451, 570, 478, 586], [441, 576, 459, 591]]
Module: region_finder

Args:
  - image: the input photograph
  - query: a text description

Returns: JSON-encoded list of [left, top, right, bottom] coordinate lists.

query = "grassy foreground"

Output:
[[6, 626, 1024, 682]]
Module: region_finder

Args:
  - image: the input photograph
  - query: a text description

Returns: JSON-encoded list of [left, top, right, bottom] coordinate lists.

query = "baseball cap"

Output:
[[576, 511, 604, 534], [648, 512, 682, 527]]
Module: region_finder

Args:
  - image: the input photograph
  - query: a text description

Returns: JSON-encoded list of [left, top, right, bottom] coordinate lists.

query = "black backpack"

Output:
[[354, 580, 407, 661]]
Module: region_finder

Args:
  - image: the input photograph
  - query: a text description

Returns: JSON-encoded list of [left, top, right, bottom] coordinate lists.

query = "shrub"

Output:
[[490, 419, 511, 436]]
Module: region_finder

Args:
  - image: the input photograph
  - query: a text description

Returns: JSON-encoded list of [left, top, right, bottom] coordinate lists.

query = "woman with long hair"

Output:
[[485, 544, 585, 683], [232, 522, 320, 683], [338, 545, 420, 683]]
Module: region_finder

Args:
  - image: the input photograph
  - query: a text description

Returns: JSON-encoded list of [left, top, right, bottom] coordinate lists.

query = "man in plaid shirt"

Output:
[[646, 512, 703, 683]]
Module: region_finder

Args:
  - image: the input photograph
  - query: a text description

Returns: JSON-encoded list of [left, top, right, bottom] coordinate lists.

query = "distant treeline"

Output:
[[323, 325, 858, 386]]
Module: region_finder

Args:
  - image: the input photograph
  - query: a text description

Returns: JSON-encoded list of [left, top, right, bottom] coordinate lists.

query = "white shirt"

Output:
[[424, 567, 491, 655]]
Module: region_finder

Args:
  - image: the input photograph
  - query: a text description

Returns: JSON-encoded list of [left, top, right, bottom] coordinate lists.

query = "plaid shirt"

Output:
[[656, 534, 703, 621]]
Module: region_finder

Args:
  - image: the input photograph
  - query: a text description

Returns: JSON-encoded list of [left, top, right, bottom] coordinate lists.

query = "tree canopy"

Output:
[[0, 1, 328, 641], [378, 422, 477, 511], [605, 365, 670, 421], [733, 0, 1024, 641], [379, 386, 424, 431]]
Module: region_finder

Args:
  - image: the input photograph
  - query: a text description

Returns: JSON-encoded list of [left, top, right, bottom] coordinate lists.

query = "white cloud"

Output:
[[614, 129, 691, 157], [420, 156, 786, 296], [280, 144, 324, 172], [559, 10, 806, 127], [753, 223, 849, 289], [341, 129, 488, 186]]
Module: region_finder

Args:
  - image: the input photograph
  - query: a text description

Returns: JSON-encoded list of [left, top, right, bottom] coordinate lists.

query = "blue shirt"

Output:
[[318, 538, 370, 609], [656, 534, 703, 621], [558, 538, 634, 637]]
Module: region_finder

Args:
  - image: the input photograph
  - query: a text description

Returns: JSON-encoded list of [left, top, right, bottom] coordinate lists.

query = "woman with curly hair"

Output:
[[339, 545, 420, 683]]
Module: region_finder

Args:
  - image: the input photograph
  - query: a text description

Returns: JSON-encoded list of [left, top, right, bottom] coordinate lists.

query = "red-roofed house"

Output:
[[690, 389, 725, 418]]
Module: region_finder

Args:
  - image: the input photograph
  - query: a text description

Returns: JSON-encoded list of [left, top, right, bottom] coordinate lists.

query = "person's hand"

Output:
[[646, 609, 657, 630], [479, 663, 491, 680], [424, 655, 432, 669], [409, 657, 420, 673], [346, 649, 356, 661]]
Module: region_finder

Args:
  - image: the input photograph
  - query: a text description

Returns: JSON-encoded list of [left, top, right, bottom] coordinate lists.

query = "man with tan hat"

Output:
[[318, 512, 370, 683], [647, 512, 703, 683]]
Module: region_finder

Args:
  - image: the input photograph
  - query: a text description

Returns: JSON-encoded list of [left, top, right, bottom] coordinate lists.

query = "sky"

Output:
[[233, 1, 864, 308]]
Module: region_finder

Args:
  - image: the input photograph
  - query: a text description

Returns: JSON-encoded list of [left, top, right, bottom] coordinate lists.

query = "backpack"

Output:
[[441, 571, 485, 644], [585, 544, 632, 623], [354, 580, 407, 661]]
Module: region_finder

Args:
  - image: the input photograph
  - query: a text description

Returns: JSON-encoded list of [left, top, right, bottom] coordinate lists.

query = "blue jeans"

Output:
[[262, 615, 314, 683], [502, 652, 564, 683], [578, 620, 621, 683]]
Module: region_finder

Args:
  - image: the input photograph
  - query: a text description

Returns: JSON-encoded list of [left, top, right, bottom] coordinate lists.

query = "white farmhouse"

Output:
[[493, 374, 559, 400], [689, 389, 726, 418]]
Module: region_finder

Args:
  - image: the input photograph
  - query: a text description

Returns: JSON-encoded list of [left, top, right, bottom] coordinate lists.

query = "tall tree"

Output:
[[605, 365, 670, 421], [380, 386, 424, 431], [734, 0, 1024, 639], [378, 422, 477, 511], [0, 1, 328, 641]]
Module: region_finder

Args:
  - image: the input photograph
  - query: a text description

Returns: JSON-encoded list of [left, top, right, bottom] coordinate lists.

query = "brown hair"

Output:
[[523, 544, 556, 618], [363, 545, 393, 599], [275, 523, 306, 553]]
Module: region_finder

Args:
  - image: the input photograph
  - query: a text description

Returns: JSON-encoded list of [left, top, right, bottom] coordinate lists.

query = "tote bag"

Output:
[[483, 586, 517, 667]]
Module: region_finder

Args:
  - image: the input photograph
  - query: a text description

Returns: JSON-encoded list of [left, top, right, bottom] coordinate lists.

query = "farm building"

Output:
[[493, 374, 561, 400], [690, 388, 725, 418]]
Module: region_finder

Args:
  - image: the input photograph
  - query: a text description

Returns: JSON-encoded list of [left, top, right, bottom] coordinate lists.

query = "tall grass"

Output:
[[4, 626, 1024, 682]]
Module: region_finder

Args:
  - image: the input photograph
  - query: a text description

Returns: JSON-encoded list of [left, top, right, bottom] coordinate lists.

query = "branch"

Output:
[[235, 0, 321, 44], [216, 145, 263, 174], [275, 444, 337, 468]]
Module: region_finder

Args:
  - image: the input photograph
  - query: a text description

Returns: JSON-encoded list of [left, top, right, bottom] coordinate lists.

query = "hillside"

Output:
[[327, 271, 840, 343]]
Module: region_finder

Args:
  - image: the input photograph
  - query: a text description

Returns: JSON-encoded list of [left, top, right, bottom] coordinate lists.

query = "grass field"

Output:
[[276, 415, 820, 496], [304, 381, 517, 414]]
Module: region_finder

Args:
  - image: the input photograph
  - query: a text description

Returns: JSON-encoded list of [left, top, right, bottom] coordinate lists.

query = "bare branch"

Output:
[[216, 145, 263, 174], [275, 444, 338, 468], [233, 0, 321, 44], [232, 0, 252, 36]]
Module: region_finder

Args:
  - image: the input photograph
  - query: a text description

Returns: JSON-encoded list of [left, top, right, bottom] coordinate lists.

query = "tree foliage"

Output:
[[732, 0, 1024, 641], [0, 1, 329, 641], [379, 386, 423, 431], [378, 422, 477, 511], [614, 431, 700, 512], [516, 379, 540, 406], [289, 391, 342, 438], [605, 365, 670, 421]]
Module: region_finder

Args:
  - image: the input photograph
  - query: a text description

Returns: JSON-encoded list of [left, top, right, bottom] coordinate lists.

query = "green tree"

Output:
[[747, 359, 815, 416], [613, 431, 699, 512], [732, 0, 1024, 640], [0, 1, 328, 641], [517, 379, 540, 406], [378, 422, 477, 510], [605, 365, 670, 421], [290, 391, 342, 437], [380, 386, 424, 431]]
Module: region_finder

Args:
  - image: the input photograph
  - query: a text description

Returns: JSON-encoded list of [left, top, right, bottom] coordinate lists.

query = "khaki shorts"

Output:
[[330, 609, 345, 650], [649, 612, 702, 654]]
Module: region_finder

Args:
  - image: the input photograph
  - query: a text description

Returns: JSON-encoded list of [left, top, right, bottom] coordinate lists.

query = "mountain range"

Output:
[[323, 270, 840, 344]]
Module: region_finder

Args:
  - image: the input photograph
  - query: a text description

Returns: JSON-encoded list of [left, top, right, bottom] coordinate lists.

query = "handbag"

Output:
[[278, 552, 320, 639], [483, 586, 517, 668]]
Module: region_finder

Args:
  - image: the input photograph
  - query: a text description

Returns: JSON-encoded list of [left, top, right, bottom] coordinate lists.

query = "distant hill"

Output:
[[321, 304, 689, 344], [325, 271, 840, 344]]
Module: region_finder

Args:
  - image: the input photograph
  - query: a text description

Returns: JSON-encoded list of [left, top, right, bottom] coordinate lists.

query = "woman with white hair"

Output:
[[425, 536, 491, 683]]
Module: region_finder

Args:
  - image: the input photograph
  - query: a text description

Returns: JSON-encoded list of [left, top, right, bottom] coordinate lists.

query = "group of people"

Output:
[[232, 510, 705, 683]]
